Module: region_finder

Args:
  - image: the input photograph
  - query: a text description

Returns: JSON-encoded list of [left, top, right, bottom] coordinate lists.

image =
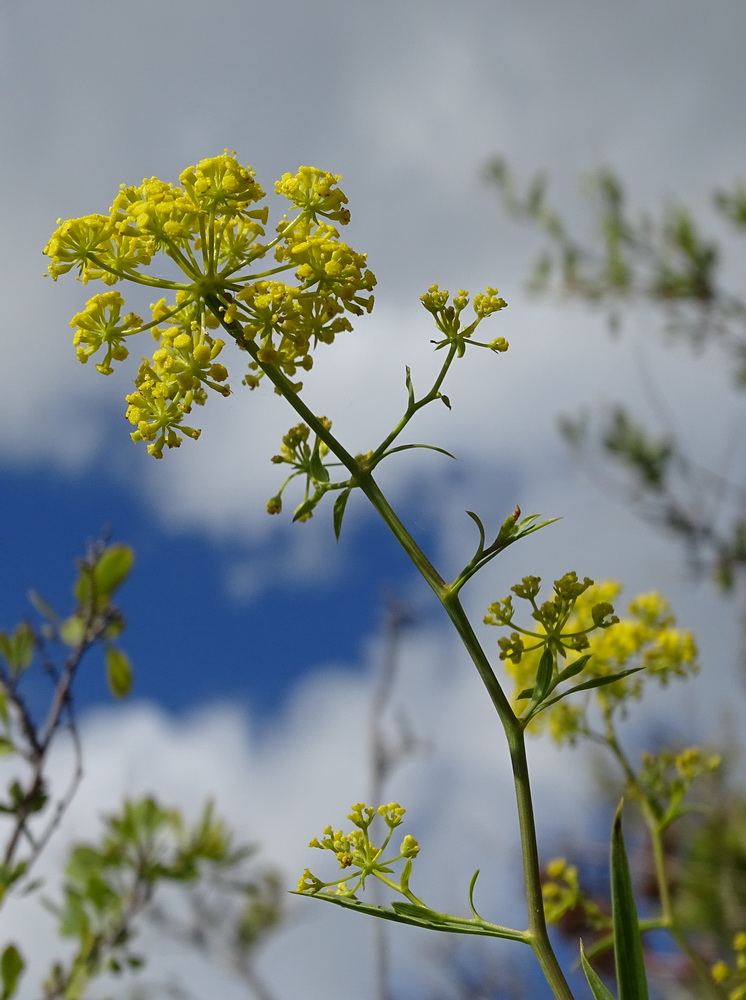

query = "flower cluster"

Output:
[[541, 857, 609, 931], [297, 802, 419, 899], [712, 932, 746, 998], [266, 418, 336, 520], [484, 575, 698, 741], [420, 285, 508, 357], [634, 746, 721, 826], [44, 154, 376, 457]]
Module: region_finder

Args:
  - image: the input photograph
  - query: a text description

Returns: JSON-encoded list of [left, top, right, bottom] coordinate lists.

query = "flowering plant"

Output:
[[41, 152, 739, 1000]]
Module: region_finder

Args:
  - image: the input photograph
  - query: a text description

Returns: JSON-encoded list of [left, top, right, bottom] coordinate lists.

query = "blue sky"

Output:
[[3, 2, 746, 997]]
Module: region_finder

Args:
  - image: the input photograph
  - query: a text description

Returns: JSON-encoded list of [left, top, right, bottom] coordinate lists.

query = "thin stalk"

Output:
[[369, 343, 458, 463], [648, 813, 726, 998]]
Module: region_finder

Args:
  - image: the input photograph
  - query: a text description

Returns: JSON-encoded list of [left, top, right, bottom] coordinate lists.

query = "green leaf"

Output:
[[0, 626, 35, 675], [526, 666, 646, 722], [73, 565, 94, 606], [0, 944, 24, 1000], [404, 365, 415, 407], [465, 510, 487, 558], [534, 647, 555, 702], [333, 489, 352, 541], [381, 443, 456, 461], [467, 869, 485, 920], [294, 891, 525, 939], [0, 738, 16, 758], [543, 666, 644, 707], [400, 858, 413, 894], [93, 544, 134, 597], [106, 647, 132, 699], [7, 624, 34, 675], [309, 447, 330, 484], [0, 862, 28, 902], [580, 940, 615, 1000], [391, 900, 449, 923], [293, 494, 321, 522], [611, 801, 649, 1000], [556, 653, 593, 682]]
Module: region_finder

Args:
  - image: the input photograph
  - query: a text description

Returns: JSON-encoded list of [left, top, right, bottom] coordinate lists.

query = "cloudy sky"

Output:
[[2, 2, 746, 998]]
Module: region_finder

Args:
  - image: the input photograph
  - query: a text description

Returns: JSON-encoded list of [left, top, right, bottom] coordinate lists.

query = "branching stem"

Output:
[[212, 301, 575, 998]]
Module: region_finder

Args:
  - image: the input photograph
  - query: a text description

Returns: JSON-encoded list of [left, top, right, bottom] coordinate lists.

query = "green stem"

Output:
[[212, 302, 574, 998], [369, 343, 458, 463]]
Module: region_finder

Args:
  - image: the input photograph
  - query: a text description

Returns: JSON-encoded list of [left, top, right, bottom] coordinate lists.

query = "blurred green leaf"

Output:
[[0, 862, 27, 903], [27, 591, 61, 627], [0, 624, 34, 675], [106, 647, 132, 699], [0, 944, 24, 1000], [60, 615, 86, 647], [93, 544, 134, 597]]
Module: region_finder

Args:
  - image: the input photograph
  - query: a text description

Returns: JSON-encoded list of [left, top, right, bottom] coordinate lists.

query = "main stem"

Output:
[[214, 306, 574, 998]]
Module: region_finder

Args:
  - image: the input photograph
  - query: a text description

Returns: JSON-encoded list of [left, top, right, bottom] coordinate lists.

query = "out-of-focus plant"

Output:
[[0, 544, 282, 1000], [487, 157, 746, 594]]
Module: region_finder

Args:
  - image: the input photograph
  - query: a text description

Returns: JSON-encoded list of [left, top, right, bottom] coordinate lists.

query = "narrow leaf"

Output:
[[400, 858, 413, 894], [404, 365, 415, 407], [106, 647, 132, 699], [294, 891, 524, 939], [580, 940, 615, 1000], [467, 869, 484, 919], [611, 802, 649, 1000], [534, 647, 554, 702], [563, 666, 643, 696], [391, 901, 448, 923], [381, 443, 456, 461], [465, 511, 487, 557], [540, 667, 644, 710], [556, 653, 593, 683], [27, 591, 61, 628], [333, 489, 352, 541]]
